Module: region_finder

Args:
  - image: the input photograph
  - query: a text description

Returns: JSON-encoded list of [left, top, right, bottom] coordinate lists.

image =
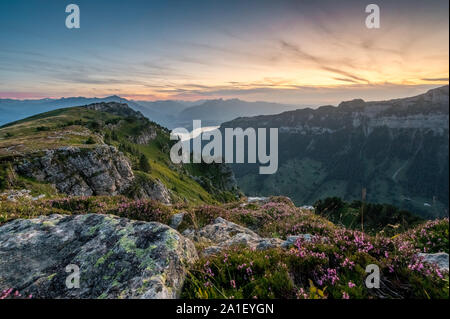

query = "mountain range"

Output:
[[221, 85, 449, 218], [0, 96, 298, 129]]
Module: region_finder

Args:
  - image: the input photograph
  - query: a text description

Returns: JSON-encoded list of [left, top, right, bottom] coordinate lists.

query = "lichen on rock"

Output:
[[0, 214, 198, 299]]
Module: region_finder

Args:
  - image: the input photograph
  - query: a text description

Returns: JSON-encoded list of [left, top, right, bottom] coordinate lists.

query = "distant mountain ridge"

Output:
[[175, 99, 296, 129], [0, 95, 128, 127], [0, 96, 298, 129], [221, 85, 449, 218]]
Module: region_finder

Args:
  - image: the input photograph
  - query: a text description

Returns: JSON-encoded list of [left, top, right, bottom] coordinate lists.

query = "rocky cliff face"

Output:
[[0, 214, 198, 298], [13, 145, 172, 203], [128, 127, 157, 145], [15, 145, 134, 197]]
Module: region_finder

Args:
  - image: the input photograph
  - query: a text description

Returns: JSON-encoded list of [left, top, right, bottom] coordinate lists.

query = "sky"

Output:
[[0, 0, 448, 106]]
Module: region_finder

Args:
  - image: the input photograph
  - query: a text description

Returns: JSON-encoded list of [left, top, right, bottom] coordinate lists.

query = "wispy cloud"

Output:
[[279, 40, 369, 83], [421, 78, 449, 82]]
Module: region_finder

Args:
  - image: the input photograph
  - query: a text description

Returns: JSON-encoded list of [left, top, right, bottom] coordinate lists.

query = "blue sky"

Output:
[[0, 0, 448, 105]]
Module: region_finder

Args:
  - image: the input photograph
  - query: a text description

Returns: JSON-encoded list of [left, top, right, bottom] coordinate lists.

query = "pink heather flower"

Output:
[[342, 258, 355, 269], [435, 268, 444, 279], [230, 280, 236, 289], [297, 288, 308, 299], [348, 281, 356, 288], [342, 291, 350, 299]]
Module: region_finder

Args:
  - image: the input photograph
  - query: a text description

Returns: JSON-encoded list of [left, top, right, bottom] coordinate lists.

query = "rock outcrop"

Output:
[[129, 127, 157, 145], [0, 189, 45, 202], [169, 212, 186, 230], [133, 178, 172, 204], [15, 146, 134, 197], [13, 146, 172, 203], [183, 217, 287, 255], [0, 214, 197, 299]]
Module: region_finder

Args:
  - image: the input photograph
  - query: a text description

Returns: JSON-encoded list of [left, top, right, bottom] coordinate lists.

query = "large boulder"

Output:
[[0, 214, 197, 299], [183, 217, 283, 255]]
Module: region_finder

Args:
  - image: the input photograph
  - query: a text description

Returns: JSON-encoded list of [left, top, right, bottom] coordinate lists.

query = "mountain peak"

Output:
[[106, 95, 123, 100], [337, 98, 366, 110], [423, 85, 449, 103], [84, 102, 144, 119]]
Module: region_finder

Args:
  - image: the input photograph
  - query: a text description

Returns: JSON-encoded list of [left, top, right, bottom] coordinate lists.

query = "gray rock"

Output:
[[418, 252, 449, 271], [202, 246, 222, 256], [1, 189, 34, 201], [281, 234, 313, 248], [188, 217, 283, 256], [181, 228, 195, 238], [256, 238, 284, 250], [15, 146, 134, 197], [129, 127, 157, 145], [247, 197, 268, 203], [197, 217, 260, 243], [136, 179, 172, 204], [0, 214, 198, 299], [169, 213, 185, 230], [14, 146, 172, 204]]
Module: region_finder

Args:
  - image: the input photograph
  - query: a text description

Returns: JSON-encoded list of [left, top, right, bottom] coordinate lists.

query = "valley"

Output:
[[222, 86, 449, 218]]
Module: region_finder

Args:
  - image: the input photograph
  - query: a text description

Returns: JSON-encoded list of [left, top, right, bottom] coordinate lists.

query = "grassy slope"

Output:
[[0, 106, 224, 204]]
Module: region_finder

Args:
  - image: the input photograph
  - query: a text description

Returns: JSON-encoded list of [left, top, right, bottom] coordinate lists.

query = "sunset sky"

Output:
[[0, 0, 448, 105]]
